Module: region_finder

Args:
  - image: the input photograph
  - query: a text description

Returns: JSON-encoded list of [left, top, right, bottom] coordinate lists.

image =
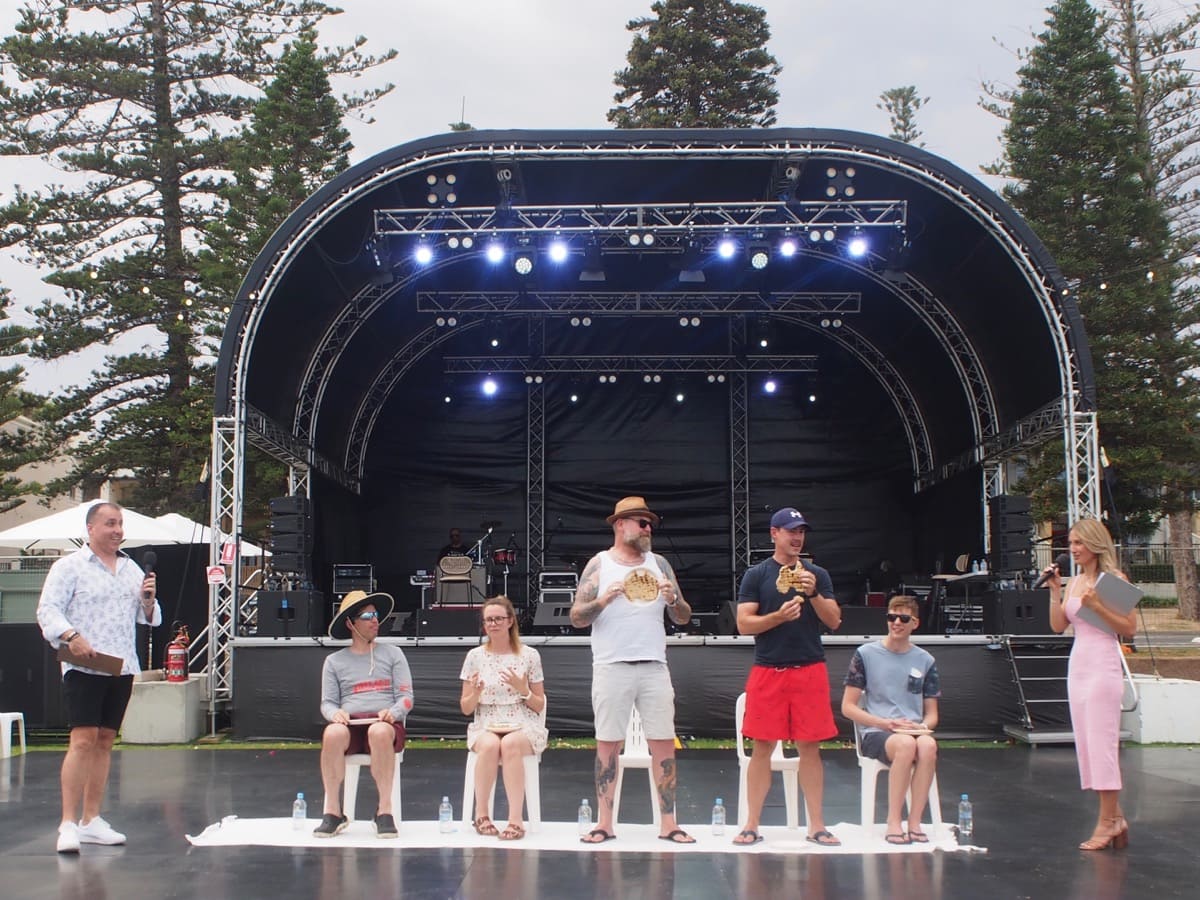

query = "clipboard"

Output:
[[1075, 573, 1142, 634], [57, 645, 124, 676]]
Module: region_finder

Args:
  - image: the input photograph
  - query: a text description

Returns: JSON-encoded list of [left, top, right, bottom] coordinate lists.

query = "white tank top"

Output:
[[590, 550, 668, 665]]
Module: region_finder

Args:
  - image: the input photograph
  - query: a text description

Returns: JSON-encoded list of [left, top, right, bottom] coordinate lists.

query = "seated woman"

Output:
[[459, 595, 548, 841]]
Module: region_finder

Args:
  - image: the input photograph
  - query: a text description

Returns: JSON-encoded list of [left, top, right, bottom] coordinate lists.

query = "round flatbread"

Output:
[[623, 567, 660, 602]]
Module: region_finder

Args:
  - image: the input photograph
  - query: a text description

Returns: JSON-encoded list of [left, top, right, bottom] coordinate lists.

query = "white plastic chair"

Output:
[[853, 719, 943, 832], [0, 712, 25, 758], [610, 706, 662, 828], [461, 698, 548, 832], [329, 749, 404, 822], [734, 692, 800, 829]]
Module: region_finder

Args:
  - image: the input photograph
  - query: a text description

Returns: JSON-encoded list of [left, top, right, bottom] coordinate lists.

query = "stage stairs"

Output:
[[1000, 635, 1137, 745]]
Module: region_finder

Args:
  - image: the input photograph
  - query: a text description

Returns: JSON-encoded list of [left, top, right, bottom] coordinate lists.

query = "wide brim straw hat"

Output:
[[328, 590, 395, 639]]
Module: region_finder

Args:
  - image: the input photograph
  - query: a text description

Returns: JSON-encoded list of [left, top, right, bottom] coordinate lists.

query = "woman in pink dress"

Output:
[[1046, 518, 1136, 851], [459, 595, 547, 841]]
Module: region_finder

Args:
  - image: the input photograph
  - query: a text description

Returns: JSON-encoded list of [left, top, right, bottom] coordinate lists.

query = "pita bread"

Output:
[[623, 567, 661, 602]]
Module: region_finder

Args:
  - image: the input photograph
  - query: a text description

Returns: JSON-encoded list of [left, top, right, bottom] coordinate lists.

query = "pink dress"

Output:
[[1065, 579, 1123, 790]]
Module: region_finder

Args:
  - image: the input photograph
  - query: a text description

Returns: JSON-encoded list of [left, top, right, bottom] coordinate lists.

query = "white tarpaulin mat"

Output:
[[188, 817, 984, 855]]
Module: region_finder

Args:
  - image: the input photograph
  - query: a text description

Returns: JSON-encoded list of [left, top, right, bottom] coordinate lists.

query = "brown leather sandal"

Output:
[[472, 815, 499, 836], [498, 822, 525, 841]]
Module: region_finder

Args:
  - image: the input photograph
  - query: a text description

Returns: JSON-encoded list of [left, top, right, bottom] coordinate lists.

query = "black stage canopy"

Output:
[[215, 129, 1092, 622]]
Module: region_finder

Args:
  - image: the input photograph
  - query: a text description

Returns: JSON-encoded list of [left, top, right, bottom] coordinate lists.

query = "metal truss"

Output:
[[729, 367, 751, 593], [416, 291, 862, 316], [375, 199, 907, 245], [982, 462, 1006, 554], [246, 404, 357, 494], [525, 378, 546, 607], [443, 355, 818, 376], [939, 399, 1065, 482], [1067, 407, 1101, 522], [202, 416, 241, 724]]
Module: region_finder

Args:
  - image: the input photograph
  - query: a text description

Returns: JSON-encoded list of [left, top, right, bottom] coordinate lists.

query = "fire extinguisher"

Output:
[[166, 623, 190, 683]]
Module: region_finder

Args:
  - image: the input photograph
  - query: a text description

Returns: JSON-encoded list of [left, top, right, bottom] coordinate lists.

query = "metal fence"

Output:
[[1033, 543, 1199, 584]]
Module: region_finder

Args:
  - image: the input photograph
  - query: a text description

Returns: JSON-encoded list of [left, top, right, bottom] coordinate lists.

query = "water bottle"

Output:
[[438, 796, 454, 833], [957, 793, 973, 840], [711, 797, 726, 836], [577, 798, 592, 836], [292, 792, 307, 830]]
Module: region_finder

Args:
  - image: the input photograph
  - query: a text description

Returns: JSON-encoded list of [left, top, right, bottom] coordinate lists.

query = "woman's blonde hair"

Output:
[[1069, 518, 1119, 575], [481, 594, 522, 652]]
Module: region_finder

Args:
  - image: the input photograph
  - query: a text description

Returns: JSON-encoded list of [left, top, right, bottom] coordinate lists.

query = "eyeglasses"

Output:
[[886, 613, 913, 624], [634, 519, 654, 530], [483, 615, 510, 625], [356, 611, 380, 621]]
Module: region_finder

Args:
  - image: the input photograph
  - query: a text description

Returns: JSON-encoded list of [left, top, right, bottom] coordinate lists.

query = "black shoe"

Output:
[[313, 813, 348, 838], [374, 813, 398, 838]]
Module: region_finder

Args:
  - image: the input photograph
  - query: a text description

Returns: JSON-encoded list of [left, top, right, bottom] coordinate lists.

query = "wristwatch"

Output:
[[520, 690, 533, 701], [62, 630, 78, 644]]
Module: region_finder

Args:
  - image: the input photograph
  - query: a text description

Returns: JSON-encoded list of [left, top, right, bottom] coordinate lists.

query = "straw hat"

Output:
[[328, 590, 394, 639], [605, 496, 660, 526]]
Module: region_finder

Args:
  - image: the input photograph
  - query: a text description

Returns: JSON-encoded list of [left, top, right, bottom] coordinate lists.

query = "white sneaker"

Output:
[[76, 816, 125, 845], [56, 821, 80, 854]]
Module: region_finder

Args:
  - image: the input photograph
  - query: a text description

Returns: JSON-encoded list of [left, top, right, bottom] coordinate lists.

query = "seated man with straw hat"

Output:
[[314, 590, 413, 838]]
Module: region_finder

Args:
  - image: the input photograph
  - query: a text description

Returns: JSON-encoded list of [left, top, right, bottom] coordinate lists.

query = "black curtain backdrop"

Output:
[[306, 342, 980, 630]]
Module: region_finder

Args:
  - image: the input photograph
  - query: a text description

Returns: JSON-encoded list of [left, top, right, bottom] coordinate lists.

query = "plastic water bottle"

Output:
[[711, 797, 726, 836], [577, 798, 592, 835], [292, 792, 307, 830], [958, 793, 973, 840], [438, 796, 454, 833]]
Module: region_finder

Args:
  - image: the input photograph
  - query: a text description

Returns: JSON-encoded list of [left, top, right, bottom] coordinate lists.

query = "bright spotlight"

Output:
[[717, 237, 737, 259], [809, 393, 818, 403], [847, 235, 869, 258], [414, 244, 434, 265], [764, 379, 778, 394], [548, 240, 569, 263], [675, 392, 685, 403], [749, 249, 769, 270], [514, 253, 534, 275], [485, 242, 505, 264], [490, 338, 500, 348], [444, 395, 452, 404], [569, 393, 579, 403], [779, 238, 798, 258], [482, 378, 498, 397]]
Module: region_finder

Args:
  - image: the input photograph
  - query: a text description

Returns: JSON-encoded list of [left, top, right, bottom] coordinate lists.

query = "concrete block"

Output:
[[1121, 675, 1200, 743], [121, 672, 205, 744]]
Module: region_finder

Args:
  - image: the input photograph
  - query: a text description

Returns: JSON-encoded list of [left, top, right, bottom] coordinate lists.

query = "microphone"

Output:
[[142, 550, 157, 600], [1033, 553, 1071, 589]]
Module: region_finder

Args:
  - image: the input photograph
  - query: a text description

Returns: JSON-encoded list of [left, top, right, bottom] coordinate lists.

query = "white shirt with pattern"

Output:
[[459, 643, 548, 754], [37, 545, 161, 677]]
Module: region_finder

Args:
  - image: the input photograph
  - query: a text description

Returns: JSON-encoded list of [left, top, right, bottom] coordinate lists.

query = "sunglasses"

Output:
[[483, 615, 510, 625], [356, 611, 380, 621], [886, 613, 913, 624], [633, 519, 654, 530]]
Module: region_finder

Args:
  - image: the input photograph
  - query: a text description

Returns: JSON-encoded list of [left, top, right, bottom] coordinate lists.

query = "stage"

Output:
[[231, 633, 1026, 741], [3, 745, 1195, 899]]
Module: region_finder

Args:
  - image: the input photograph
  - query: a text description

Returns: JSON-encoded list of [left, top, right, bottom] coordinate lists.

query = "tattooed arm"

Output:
[[571, 553, 619, 627], [653, 553, 692, 625]]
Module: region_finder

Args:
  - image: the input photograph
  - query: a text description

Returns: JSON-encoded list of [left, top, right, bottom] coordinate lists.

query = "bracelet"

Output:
[[520, 690, 533, 702], [63, 631, 78, 643]]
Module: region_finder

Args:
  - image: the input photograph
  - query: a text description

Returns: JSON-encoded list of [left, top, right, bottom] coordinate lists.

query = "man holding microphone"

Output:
[[37, 502, 161, 853]]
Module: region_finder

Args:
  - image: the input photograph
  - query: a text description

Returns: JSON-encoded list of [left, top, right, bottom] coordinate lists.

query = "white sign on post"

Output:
[[206, 565, 226, 585]]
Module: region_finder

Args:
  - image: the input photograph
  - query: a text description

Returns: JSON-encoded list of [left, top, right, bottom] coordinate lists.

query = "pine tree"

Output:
[[0, 289, 47, 505], [989, 0, 1186, 538], [608, 0, 780, 128], [878, 86, 928, 145], [1104, 0, 1200, 618], [0, 1, 394, 514]]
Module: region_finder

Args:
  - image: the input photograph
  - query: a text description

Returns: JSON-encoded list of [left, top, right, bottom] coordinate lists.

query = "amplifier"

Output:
[[333, 563, 375, 593], [538, 571, 578, 590], [257, 590, 323, 637]]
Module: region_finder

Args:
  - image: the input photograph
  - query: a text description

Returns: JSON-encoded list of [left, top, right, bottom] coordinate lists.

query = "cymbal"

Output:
[[480, 520, 502, 529]]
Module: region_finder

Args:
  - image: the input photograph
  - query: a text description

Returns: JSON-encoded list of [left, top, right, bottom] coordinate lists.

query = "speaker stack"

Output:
[[256, 589, 324, 638], [988, 494, 1033, 573], [269, 495, 313, 581]]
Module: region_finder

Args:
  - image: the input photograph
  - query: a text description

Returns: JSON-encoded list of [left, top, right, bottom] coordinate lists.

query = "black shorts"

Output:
[[63, 670, 134, 731], [860, 729, 892, 763]]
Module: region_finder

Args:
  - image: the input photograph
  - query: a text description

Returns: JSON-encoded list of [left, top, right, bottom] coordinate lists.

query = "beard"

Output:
[[628, 533, 652, 554]]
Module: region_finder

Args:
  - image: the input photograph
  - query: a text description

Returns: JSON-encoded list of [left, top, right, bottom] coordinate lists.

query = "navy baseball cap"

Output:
[[770, 508, 810, 530]]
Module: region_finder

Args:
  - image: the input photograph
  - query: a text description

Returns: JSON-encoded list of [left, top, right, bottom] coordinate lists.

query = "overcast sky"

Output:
[[0, 0, 1190, 391]]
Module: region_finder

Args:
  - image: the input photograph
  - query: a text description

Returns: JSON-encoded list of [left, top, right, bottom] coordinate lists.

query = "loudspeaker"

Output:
[[415, 608, 480, 637], [716, 600, 739, 635], [270, 532, 313, 554], [988, 494, 1030, 516], [269, 495, 311, 516], [532, 600, 579, 632], [993, 549, 1033, 572], [270, 552, 312, 578], [257, 590, 323, 637], [982, 589, 1051, 634]]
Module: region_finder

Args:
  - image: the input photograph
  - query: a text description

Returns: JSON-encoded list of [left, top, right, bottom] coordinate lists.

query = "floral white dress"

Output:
[[460, 643, 548, 754]]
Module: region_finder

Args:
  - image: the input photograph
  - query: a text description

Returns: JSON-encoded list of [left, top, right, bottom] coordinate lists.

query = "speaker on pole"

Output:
[[269, 495, 313, 580]]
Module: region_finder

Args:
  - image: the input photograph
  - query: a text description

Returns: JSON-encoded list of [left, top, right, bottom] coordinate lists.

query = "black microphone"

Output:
[[1034, 553, 1071, 589], [142, 550, 157, 600]]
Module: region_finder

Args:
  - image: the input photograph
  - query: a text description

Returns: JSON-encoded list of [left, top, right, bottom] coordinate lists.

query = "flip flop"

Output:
[[908, 830, 929, 843], [658, 829, 696, 844], [732, 829, 764, 846], [580, 828, 616, 844], [806, 829, 841, 846], [885, 833, 912, 845]]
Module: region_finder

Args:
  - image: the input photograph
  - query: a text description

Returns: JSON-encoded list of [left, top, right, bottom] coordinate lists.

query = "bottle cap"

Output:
[[442, 796, 449, 802], [715, 798, 723, 804], [961, 793, 968, 800], [297, 792, 304, 799]]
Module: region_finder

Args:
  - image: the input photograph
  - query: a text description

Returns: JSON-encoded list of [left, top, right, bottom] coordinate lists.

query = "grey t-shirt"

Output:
[[320, 643, 414, 722], [844, 640, 940, 736]]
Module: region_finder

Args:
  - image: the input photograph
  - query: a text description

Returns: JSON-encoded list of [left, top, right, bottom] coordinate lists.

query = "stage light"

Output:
[[580, 239, 606, 282], [779, 237, 798, 258], [847, 229, 868, 258], [642, 232, 655, 246], [809, 229, 822, 243], [461, 235, 474, 249], [490, 338, 500, 348], [435, 316, 446, 327], [447, 316, 458, 327], [832, 318, 842, 328], [675, 392, 685, 403], [485, 242, 506, 264], [482, 378, 498, 397], [569, 392, 579, 403], [763, 379, 777, 394], [717, 236, 738, 259], [628, 233, 641, 246], [514, 252, 534, 275], [809, 393, 818, 403], [823, 229, 835, 242], [414, 244, 433, 265], [749, 248, 770, 270], [582, 316, 592, 327], [820, 318, 831, 328], [448, 236, 460, 249], [548, 239, 569, 264], [679, 316, 690, 327], [679, 239, 705, 283], [444, 395, 452, 403]]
